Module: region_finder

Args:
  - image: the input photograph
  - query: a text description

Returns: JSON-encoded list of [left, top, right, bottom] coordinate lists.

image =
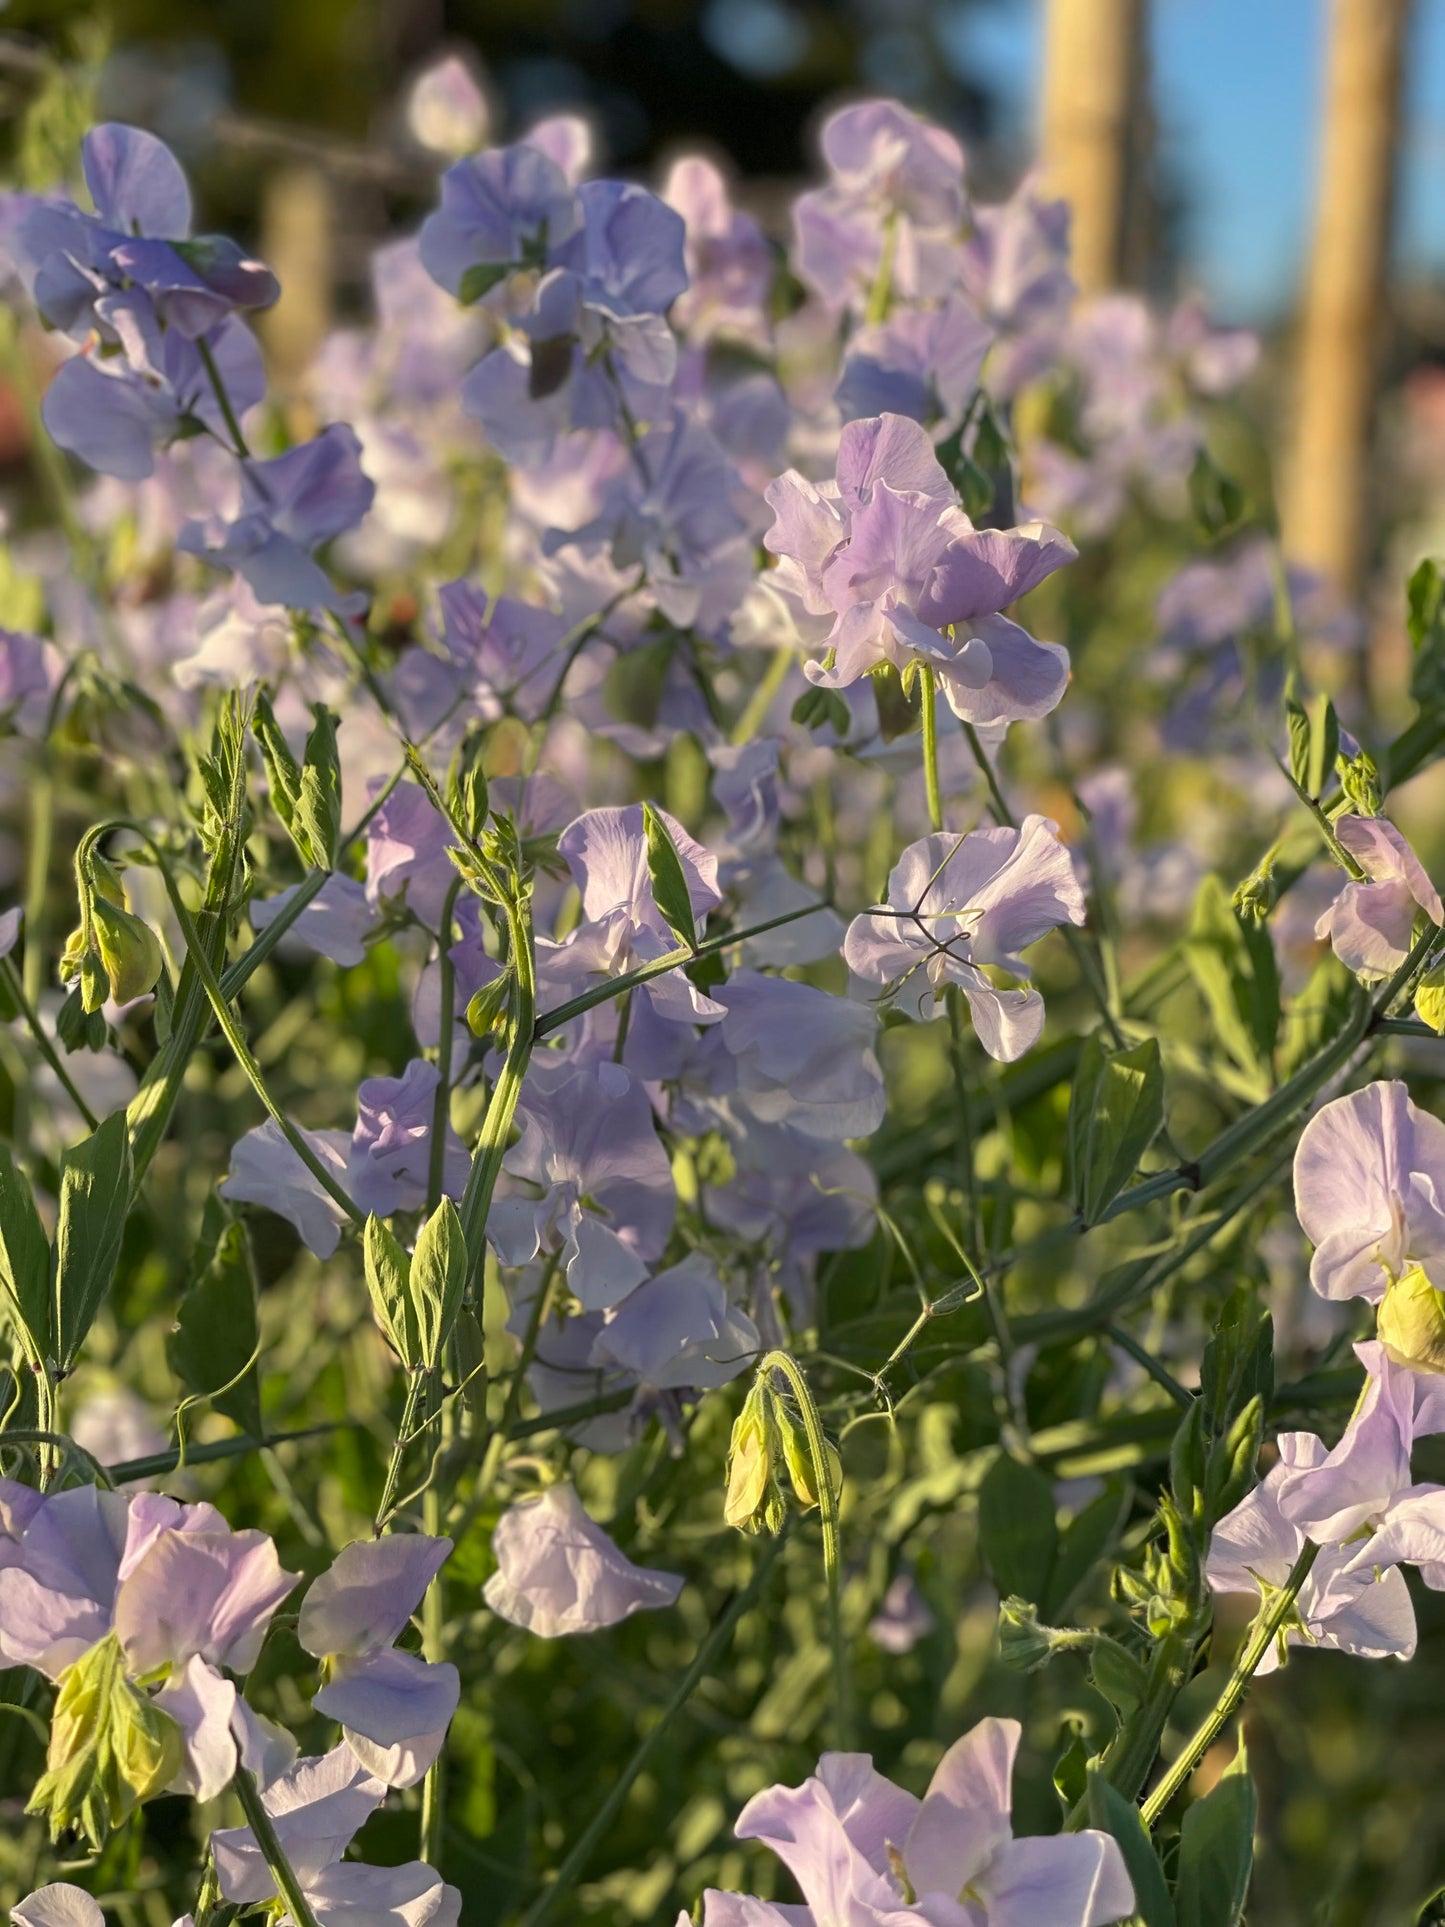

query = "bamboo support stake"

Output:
[[1039, 0, 1149, 293], [1284, 0, 1413, 596]]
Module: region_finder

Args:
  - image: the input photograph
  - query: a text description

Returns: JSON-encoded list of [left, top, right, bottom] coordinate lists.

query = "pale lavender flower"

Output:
[[542, 803, 725, 1025], [13, 1887, 105, 1927], [211, 1744, 389, 1902], [0, 628, 53, 730], [43, 304, 264, 482], [844, 817, 1087, 1061], [487, 1059, 674, 1311], [349, 1058, 469, 1218], [836, 297, 993, 432], [1315, 816, 1443, 981], [663, 155, 773, 346], [405, 54, 490, 158], [483, 1483, 684, 1636], [299, 1535, 458, 1788], [588, 1253, 759, 1391], [715, 970, 886, 1140], [868, 1572, 935, 1655], [178, 425, 375, 615], [418, 141, 579, 297], [1206, 1449, 1417, 1672], [1293, 1080, 1445, 1303], [766, 414, 1074, 729], [219, 1118, 354, 1260], [794, 100, 967, 314], [709, 1718, 1133, 1925], [250, 874, 377, 969], [303, 1859, 461, 1927], [366, 779, 455, 925]]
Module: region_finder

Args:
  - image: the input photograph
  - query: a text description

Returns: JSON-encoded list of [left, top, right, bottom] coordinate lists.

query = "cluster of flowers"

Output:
[[0, 54, 1442, 1927]]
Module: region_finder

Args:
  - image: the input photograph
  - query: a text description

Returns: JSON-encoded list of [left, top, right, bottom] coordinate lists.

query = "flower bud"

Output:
[[1377, 1263, 1445, 1374], [466, 972, 513, 1039], [89, 893, 164, 1008], [996, 1596, 1058, 1673], [724, 1379, 781, 1533], [775, 1399, 841, 1513], [1232, 858, 1277, 926], [26, 1633, 181, 1849], [1335, 747, 1382, 817], [1417, 963, 1445, 1035]]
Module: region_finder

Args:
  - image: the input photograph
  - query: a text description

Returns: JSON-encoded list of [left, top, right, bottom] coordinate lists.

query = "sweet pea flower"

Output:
[[483, 1483, 684, 1636], [540, 803, 726, 1025], [868, 1572, 935, 1655], [765, 415, 1074, 730], [178, 425, 376, 615], [250, 873, 377, 969], [1205, 1450, 1417, 1672], [794, 100, 968, 314], [663, 155, 774, 346], [365, 778, 456, 925], [302, 1860, 462, 1927], [43, 304, 265, 482], [702, 1719, 1133, 1925], [12, 123, 276, 341], [299, 1535, 458, 1788], [836, 296, 993, 433], [715, 970, 887, 1140], [844, 817, 1087, 1061], [221, 1058, 467, 1256], [418, 140, 580, 297], [1315, 816, 1443, 981], [405, 54, 490, 159], [487, 1059, 674, 1310], [1293, 1081, 1445, 1303], [12, 1888, 108, 1927], [588, 1253, 760, 1391], [211, 1743, 389, 1902]]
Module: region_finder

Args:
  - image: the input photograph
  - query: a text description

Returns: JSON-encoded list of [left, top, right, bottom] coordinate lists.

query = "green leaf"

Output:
[[978, 1454, 1057, 1605], [791, 686, 851, 736], [1185, 874, 1280, 1078], [52, 1113, 132, 1371], [168, 1220, 263, 1440], [1407, 558, 1445, 708], [410, 1198, 467, 1372], [292, 704, 342, 870], [1045, 1482, 1130, 1618], [252, 689, 302, 837], [641, 801, 699, 953], [1175, 1740, 1256, 1927], [1068, 1034, 1165, 1224], [364, 1214, 420, 1369], [1285, 690, 1338, 800], [0, 1143, 51, 1366], [1199, 1289, 1273, 1432], [1053, 1718, 1090, 1813], [458, 260, 512, 305], [1086, 1770, 1176, 1927], [1188, 447, 1247, 541], [1089, 1636, 1149, 1721]]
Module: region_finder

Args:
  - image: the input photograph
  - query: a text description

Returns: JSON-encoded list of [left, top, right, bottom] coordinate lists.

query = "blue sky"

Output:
[[951, 0, 1445, 322]]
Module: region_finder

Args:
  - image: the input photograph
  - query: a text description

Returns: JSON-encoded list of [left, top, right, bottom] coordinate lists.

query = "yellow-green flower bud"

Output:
[[1417, 964, 1445, 1036], [26, 1633, 181, 1849], [1377, 1263, 1445, 1374], [775, 1399, 842, 1513], [724, 1379, 781, 1533], [88, 893, 164, 1009]]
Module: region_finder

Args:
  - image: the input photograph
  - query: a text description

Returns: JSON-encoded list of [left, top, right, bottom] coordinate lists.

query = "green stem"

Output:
[[731, 645, 798, 748], [419, 1386, 447, 1868], [759, 1350, 852, 1749], [197, 334, 252, 458], [919, 670, 944, 833], [0, 955, 101, 1131], [376, 1370, 433, 1531], [1141, 1541, 1320, 1827], [230, 1765, 321, 1927], [427, 878, 464, 1214], [458, 886, 536, 1287], [22, 761, 52, 1008], [518, 1534, 787, 1927]]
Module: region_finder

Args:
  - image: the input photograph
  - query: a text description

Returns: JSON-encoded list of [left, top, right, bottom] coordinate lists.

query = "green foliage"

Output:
[[168, 1215, 263, 1439], [1175, 1742, 1256, 1927], [52, 1112, 132, 1372], [1185, 875, 1281, 1082], [1068, 1032, 1165, 1223], [642, 801, 700, 952]]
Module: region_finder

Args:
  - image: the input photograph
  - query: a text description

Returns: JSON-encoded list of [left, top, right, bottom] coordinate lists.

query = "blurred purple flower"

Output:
[[483, 1483, 684, 1636]]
